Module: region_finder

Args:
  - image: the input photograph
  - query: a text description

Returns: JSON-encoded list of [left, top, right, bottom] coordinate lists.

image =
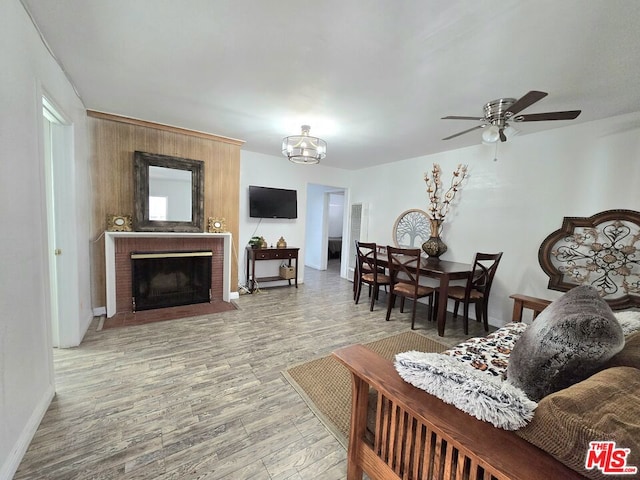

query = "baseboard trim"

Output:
[[92, 306, 106, 316], [0, 385, 55, 480], [230, 292, 239, 300]]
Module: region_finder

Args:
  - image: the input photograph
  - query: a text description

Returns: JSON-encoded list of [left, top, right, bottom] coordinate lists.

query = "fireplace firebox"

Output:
[[131, 251, 212, 311]]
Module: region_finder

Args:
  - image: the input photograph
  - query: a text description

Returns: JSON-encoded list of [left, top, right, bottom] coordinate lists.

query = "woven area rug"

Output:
[[283, 331, 447, 448]]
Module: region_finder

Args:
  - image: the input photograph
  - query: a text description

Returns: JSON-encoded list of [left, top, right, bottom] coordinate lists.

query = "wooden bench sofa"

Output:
[[332, 294, 582, 480]]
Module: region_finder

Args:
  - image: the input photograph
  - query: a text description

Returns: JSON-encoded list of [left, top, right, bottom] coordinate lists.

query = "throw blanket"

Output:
[[395, 322, 537, 430], [444, 322, 527, 378]]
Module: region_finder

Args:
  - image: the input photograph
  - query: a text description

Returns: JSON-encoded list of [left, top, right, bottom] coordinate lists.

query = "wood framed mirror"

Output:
[[134, 151, 204, 232]]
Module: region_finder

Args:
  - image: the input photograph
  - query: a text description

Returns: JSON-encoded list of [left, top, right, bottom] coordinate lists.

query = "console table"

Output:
[[245, 246, 299, 293]]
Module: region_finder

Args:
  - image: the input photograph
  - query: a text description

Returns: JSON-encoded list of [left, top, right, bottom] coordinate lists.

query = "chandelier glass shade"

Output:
[[282, 125, 327, 164], [482, 123, 520, 144], [482, 125, 501, 143]]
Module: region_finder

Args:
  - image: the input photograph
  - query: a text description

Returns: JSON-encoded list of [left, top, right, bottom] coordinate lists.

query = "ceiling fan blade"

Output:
[[505, 90, 548, 116], [441, 115, 484, 121], [442, 125, 483, 140], [499, 128, 507, 142], [513, 110, 582, 122]]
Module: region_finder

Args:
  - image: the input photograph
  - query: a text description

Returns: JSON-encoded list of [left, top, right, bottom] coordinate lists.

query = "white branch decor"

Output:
[[424, 163, 468, 221]]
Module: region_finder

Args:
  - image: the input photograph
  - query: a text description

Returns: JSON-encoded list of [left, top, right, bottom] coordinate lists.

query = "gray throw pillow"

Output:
[[506, 285, 624, 402]]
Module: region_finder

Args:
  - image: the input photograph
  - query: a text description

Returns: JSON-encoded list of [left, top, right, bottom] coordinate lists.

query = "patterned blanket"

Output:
[[442, 322, 528, 379], [394, 322, 536, 430]]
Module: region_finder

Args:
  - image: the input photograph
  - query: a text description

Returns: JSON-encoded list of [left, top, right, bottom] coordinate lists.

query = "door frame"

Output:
[[41, 93, 79, 348]]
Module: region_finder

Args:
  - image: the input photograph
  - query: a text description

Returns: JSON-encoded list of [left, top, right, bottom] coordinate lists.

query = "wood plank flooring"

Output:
[[14, 261, 491, 480]]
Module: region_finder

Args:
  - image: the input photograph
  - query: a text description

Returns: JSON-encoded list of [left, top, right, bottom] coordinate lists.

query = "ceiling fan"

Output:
[[442, 91, 581, 143]]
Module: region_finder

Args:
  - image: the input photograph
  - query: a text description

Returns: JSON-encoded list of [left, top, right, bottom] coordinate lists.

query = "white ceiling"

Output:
[[22, 0, 640, 170]]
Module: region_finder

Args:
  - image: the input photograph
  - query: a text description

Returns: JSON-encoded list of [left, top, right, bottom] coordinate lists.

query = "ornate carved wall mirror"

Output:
[[134, 151, 204, 232]]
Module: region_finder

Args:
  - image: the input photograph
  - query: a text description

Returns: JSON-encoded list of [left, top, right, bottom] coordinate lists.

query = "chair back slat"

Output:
[[355, 241, 391, 310], [386, 246, 422, 294], [468, 252, 503, 296], [356, 241, 380, 279]]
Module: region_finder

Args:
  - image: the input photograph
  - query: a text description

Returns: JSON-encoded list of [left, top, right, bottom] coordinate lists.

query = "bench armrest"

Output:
[[509, 293, 551, 322], [332, 344, 585, 480]]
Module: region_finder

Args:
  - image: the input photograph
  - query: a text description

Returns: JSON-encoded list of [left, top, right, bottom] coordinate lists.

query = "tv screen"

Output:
[[249, 186, 297, 219]]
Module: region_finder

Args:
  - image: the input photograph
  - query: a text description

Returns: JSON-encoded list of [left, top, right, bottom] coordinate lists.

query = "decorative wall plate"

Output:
[[106, 214, 132, 232], [538, 209, 640, 309], [208, 217, 226, 233], [393, 209, 431, 248]]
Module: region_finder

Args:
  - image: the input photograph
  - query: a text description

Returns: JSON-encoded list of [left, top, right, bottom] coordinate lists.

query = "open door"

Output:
[[347, 202, 368, 281], [42, 96, 79, 348]]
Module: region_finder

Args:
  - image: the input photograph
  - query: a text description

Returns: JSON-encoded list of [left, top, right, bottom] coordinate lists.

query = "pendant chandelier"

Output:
[[282, 125, 327, 164]]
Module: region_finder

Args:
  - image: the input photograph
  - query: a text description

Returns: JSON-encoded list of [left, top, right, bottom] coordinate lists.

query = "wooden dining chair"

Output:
[[447, 252, 503, 334], [385, 246, 435, 329], [354, 241, 391, 311]]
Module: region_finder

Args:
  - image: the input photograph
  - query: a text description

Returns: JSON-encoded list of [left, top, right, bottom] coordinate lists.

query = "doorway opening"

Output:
[[304, 184, 348, 278]]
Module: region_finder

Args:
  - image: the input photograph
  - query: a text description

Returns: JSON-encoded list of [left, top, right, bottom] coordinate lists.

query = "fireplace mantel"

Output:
[[105, 231, 233, 318]]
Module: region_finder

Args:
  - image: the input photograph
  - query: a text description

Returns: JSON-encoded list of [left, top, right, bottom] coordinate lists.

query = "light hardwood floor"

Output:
[[15, 261, 491, 480]]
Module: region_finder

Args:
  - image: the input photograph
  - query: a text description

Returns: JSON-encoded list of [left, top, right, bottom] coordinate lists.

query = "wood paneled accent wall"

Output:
[[88, 111, 243, 308]]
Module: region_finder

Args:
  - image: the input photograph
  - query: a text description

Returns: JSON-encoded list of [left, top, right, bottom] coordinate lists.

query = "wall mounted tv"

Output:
[[249, 185, 298, 219]]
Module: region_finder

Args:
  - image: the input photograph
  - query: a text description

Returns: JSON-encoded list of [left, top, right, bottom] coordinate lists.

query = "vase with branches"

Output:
[[422, 163, 468, 257]]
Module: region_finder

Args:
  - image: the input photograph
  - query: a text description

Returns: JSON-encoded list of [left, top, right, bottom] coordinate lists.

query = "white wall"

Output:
[[351, 112, 640, 328], [238, 151, 353, 288], [0, 0, 92, 477]]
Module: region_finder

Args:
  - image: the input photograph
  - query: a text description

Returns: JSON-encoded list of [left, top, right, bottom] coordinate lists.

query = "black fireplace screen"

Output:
[[131, 251, 212, 311]]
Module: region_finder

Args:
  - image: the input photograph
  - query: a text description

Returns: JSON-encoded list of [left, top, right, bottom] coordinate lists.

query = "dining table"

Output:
[[375, 247, 473, 336]]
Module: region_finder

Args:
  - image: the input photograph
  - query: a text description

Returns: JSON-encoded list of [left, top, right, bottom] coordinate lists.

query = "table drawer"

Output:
[[254, 249, 295, 260]]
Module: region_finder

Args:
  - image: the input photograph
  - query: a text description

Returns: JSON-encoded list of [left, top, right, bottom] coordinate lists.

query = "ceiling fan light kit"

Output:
[[482, 125, 501, 144], [482, 124, 520, 144], [282, 125, 327, 165], [442, 90, 581, 144]]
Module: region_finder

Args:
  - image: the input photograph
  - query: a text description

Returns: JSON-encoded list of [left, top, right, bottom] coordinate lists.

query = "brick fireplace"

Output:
[[105, 232, 232, 318], [131, 250, 213, 311]]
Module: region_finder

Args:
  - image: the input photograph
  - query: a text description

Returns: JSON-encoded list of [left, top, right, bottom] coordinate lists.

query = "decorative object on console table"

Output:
[[208, 217, 226, 233], [249, 236, 262, 248], [422, 163, 468, 258], [277, 236, 287, 248], [279, 265, 295, 279], [106, 214, 132, 232]]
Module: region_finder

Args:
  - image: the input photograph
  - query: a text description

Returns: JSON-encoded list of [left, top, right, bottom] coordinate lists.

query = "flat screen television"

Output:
[[249, 185, 298, 219]]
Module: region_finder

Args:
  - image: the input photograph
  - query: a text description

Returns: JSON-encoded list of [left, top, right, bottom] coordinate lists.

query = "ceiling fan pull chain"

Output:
[[493, 142, 499, 162]]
